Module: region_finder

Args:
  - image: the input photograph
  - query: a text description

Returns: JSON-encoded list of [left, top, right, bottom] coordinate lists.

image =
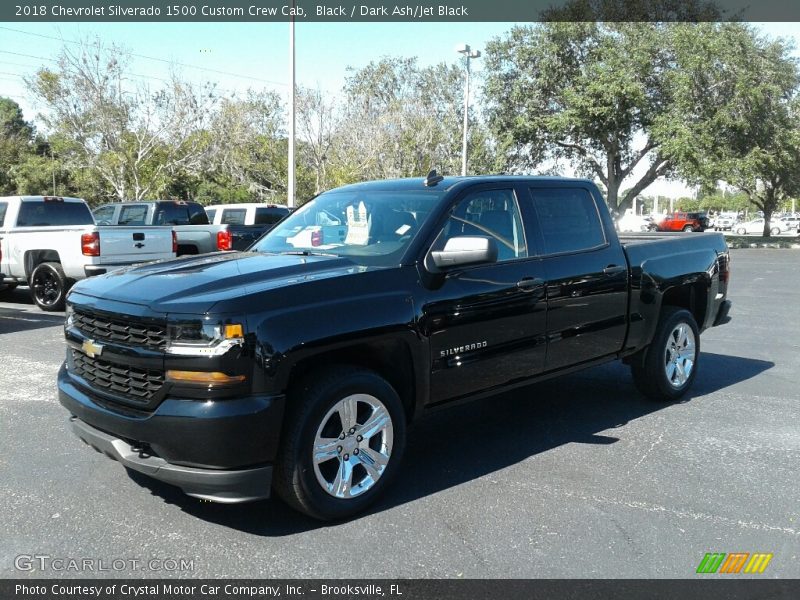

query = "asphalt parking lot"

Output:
[[0, 249, 798, 579]]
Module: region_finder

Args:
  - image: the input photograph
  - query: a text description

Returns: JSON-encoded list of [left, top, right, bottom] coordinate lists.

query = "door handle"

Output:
[[517, 277, 544, 291], [603, 265, 626, 275]]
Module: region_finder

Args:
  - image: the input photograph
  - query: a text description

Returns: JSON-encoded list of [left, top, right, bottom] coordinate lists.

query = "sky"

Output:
[[1, 21, 799, 198]]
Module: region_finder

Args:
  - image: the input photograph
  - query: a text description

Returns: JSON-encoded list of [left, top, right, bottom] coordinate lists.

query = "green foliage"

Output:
[[665, 24, 800, 236], [482, 21, 799, 219]]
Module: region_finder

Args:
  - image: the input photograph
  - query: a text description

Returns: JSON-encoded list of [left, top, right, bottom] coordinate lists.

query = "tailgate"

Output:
[[97, 226, 174, 264]]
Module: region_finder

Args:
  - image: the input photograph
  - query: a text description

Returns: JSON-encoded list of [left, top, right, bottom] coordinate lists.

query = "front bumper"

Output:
[[58, 364, 285, 503], [69, 416, 272, 503]]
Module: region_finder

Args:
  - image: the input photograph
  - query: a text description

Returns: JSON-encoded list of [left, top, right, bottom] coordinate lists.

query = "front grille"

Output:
[[70, 349, 164, 405], [73, 309, 167, 351]]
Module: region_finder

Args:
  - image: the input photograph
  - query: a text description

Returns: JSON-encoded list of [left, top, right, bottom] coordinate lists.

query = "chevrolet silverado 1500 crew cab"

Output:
[[0, 196, 176, 311], [58, 175, 732, 520], [93, 200, 234, 255]]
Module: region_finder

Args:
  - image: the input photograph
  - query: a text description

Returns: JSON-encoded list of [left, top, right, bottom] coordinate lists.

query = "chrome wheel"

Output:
[[664, 323, 696, 388], [312, 393, 393, 499]]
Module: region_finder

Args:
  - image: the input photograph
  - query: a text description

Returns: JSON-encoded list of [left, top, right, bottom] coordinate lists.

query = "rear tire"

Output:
[[770, 227, 780, 236], [736, 228, 746, 235], [274, 367, 407, 520], [631, 307, 700, 402], [30, 262, 68, 311], [682, 225, 694, 232]]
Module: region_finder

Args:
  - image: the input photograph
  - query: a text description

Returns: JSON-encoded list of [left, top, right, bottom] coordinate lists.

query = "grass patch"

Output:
[[724, 235, 800, 249]]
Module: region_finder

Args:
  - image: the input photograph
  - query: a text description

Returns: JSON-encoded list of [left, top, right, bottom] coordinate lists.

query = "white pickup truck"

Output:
[[0, 196, 176, 311]]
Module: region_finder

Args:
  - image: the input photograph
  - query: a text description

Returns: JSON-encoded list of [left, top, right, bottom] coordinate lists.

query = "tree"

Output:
[[202, 90, 301, 202], [296, 85, 339, 194], [666, 24, 800, 236], [482, 22, 755, 211], [337, 57, 494, 182], [0, 97, 35, 194], [28, 38, 216, 201]]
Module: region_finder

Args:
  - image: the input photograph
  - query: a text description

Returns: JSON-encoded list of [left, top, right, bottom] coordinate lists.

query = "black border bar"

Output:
[[3, 579, 800, 600], [3, 0, 800, 22]]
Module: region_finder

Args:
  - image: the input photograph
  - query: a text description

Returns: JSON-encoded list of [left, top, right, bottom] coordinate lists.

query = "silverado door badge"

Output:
[[81, 339, 104, 358]]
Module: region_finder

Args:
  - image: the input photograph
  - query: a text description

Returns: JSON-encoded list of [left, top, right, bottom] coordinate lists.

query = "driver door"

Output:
[[420, 186, 548, 403]]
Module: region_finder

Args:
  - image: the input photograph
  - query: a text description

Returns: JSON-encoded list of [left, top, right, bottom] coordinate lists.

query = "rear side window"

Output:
[[204, 209, 217, 223], [0, 202, 7, 227], [221, 209, 247, 225], [93, 205, 116, 224], [16, 201, 94, 227], [254, 207, 288, 225], [118, 205, 148, 225], [155, 202, 190, 225], [188, 203, 208, 225], [530, 188, 606, 255]]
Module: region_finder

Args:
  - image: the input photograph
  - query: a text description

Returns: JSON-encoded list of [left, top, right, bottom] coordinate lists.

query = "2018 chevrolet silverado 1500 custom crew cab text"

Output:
[[0, 196, 176, 311], [58, 175, 732, 519], [93, 200, 234, 255]]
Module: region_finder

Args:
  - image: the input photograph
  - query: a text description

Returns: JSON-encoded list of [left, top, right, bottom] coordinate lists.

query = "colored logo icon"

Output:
[[696, 552, 773, 574]]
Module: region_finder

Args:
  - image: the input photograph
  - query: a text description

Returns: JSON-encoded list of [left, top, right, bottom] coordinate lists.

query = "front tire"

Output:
[[770, 227, 780, 236], [736, 227, 747, 235], [274, 367, 407, 520], [682, 225, 694, 232], [631, 307, 700, 402], [29, 262, 68, 311]]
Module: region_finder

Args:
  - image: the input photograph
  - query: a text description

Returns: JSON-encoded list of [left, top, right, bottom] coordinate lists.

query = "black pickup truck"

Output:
[[58, 175, 732, 520]]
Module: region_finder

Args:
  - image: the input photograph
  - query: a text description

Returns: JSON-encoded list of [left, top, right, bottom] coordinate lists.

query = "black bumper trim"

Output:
[[69, 416, 272, 503], [714, 299, 732, 326], [84, 265, 108, 277]]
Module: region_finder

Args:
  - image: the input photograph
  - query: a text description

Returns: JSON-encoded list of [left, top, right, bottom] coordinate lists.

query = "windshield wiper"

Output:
[[278, 250, 338, 257]]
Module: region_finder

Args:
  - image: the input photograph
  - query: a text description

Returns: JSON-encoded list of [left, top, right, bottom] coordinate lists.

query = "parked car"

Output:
[[0, 196, 176, 311], [93, 200, 233, 255], [617, 209, 654, 233], [734, 219, 782, 236], [777, 216, 800, 232], [58, 174, 732, 520], [712, 214, 738, 231], [204, 202, 291, 250], [655, 211, 710, 232]]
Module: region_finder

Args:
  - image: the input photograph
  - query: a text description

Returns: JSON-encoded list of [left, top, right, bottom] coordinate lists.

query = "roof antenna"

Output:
[[424, 169, 444, 187]]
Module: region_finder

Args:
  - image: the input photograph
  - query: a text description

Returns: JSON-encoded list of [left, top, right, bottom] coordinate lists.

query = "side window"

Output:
[[221, 209, 247, 225], [93, 205, 116, 224], [188, 203, 209, 225], [205, 209, 217, 223], [0, 202, 8, 227], [118, 205, 148, 225], [155, 203, 190, 225], [16, 201, 94, 226], [530, 187, 606, 255], [255, 207, 288, 225], [435, 188, 527, 262]]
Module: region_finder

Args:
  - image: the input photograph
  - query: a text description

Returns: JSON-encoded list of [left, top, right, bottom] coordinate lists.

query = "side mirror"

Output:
[[431, 236, 498, 269]]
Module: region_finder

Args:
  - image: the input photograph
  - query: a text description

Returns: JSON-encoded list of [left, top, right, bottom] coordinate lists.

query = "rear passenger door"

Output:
[[524, 185, 628, 371]]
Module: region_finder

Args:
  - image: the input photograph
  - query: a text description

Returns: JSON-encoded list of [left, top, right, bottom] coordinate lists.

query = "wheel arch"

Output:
[[285, 338, 421, 423], [24, 249, 61, 278]]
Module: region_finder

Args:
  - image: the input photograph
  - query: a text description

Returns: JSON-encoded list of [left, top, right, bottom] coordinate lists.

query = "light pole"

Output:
[[456, 43, 480, 177], [287, 2, 296, 208]]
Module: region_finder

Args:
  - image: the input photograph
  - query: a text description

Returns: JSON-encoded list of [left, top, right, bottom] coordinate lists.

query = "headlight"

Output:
[[65, 303, 74, 328], [166, 317, 245, 356]]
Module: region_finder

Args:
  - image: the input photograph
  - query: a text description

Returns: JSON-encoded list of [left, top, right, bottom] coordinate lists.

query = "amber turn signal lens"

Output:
[[166, 370, 246, 385], [224, 324, 243, 339]]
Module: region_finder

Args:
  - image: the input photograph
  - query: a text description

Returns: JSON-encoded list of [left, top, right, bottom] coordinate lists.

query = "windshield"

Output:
[[251, 189, 443, 265]]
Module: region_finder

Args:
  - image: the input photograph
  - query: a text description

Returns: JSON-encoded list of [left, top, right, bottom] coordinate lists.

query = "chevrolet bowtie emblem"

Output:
[[81, 339, 104, 358]]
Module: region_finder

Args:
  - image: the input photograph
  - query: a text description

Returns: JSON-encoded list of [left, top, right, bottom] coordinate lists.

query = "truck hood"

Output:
[[69, 251, 376, 314]]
